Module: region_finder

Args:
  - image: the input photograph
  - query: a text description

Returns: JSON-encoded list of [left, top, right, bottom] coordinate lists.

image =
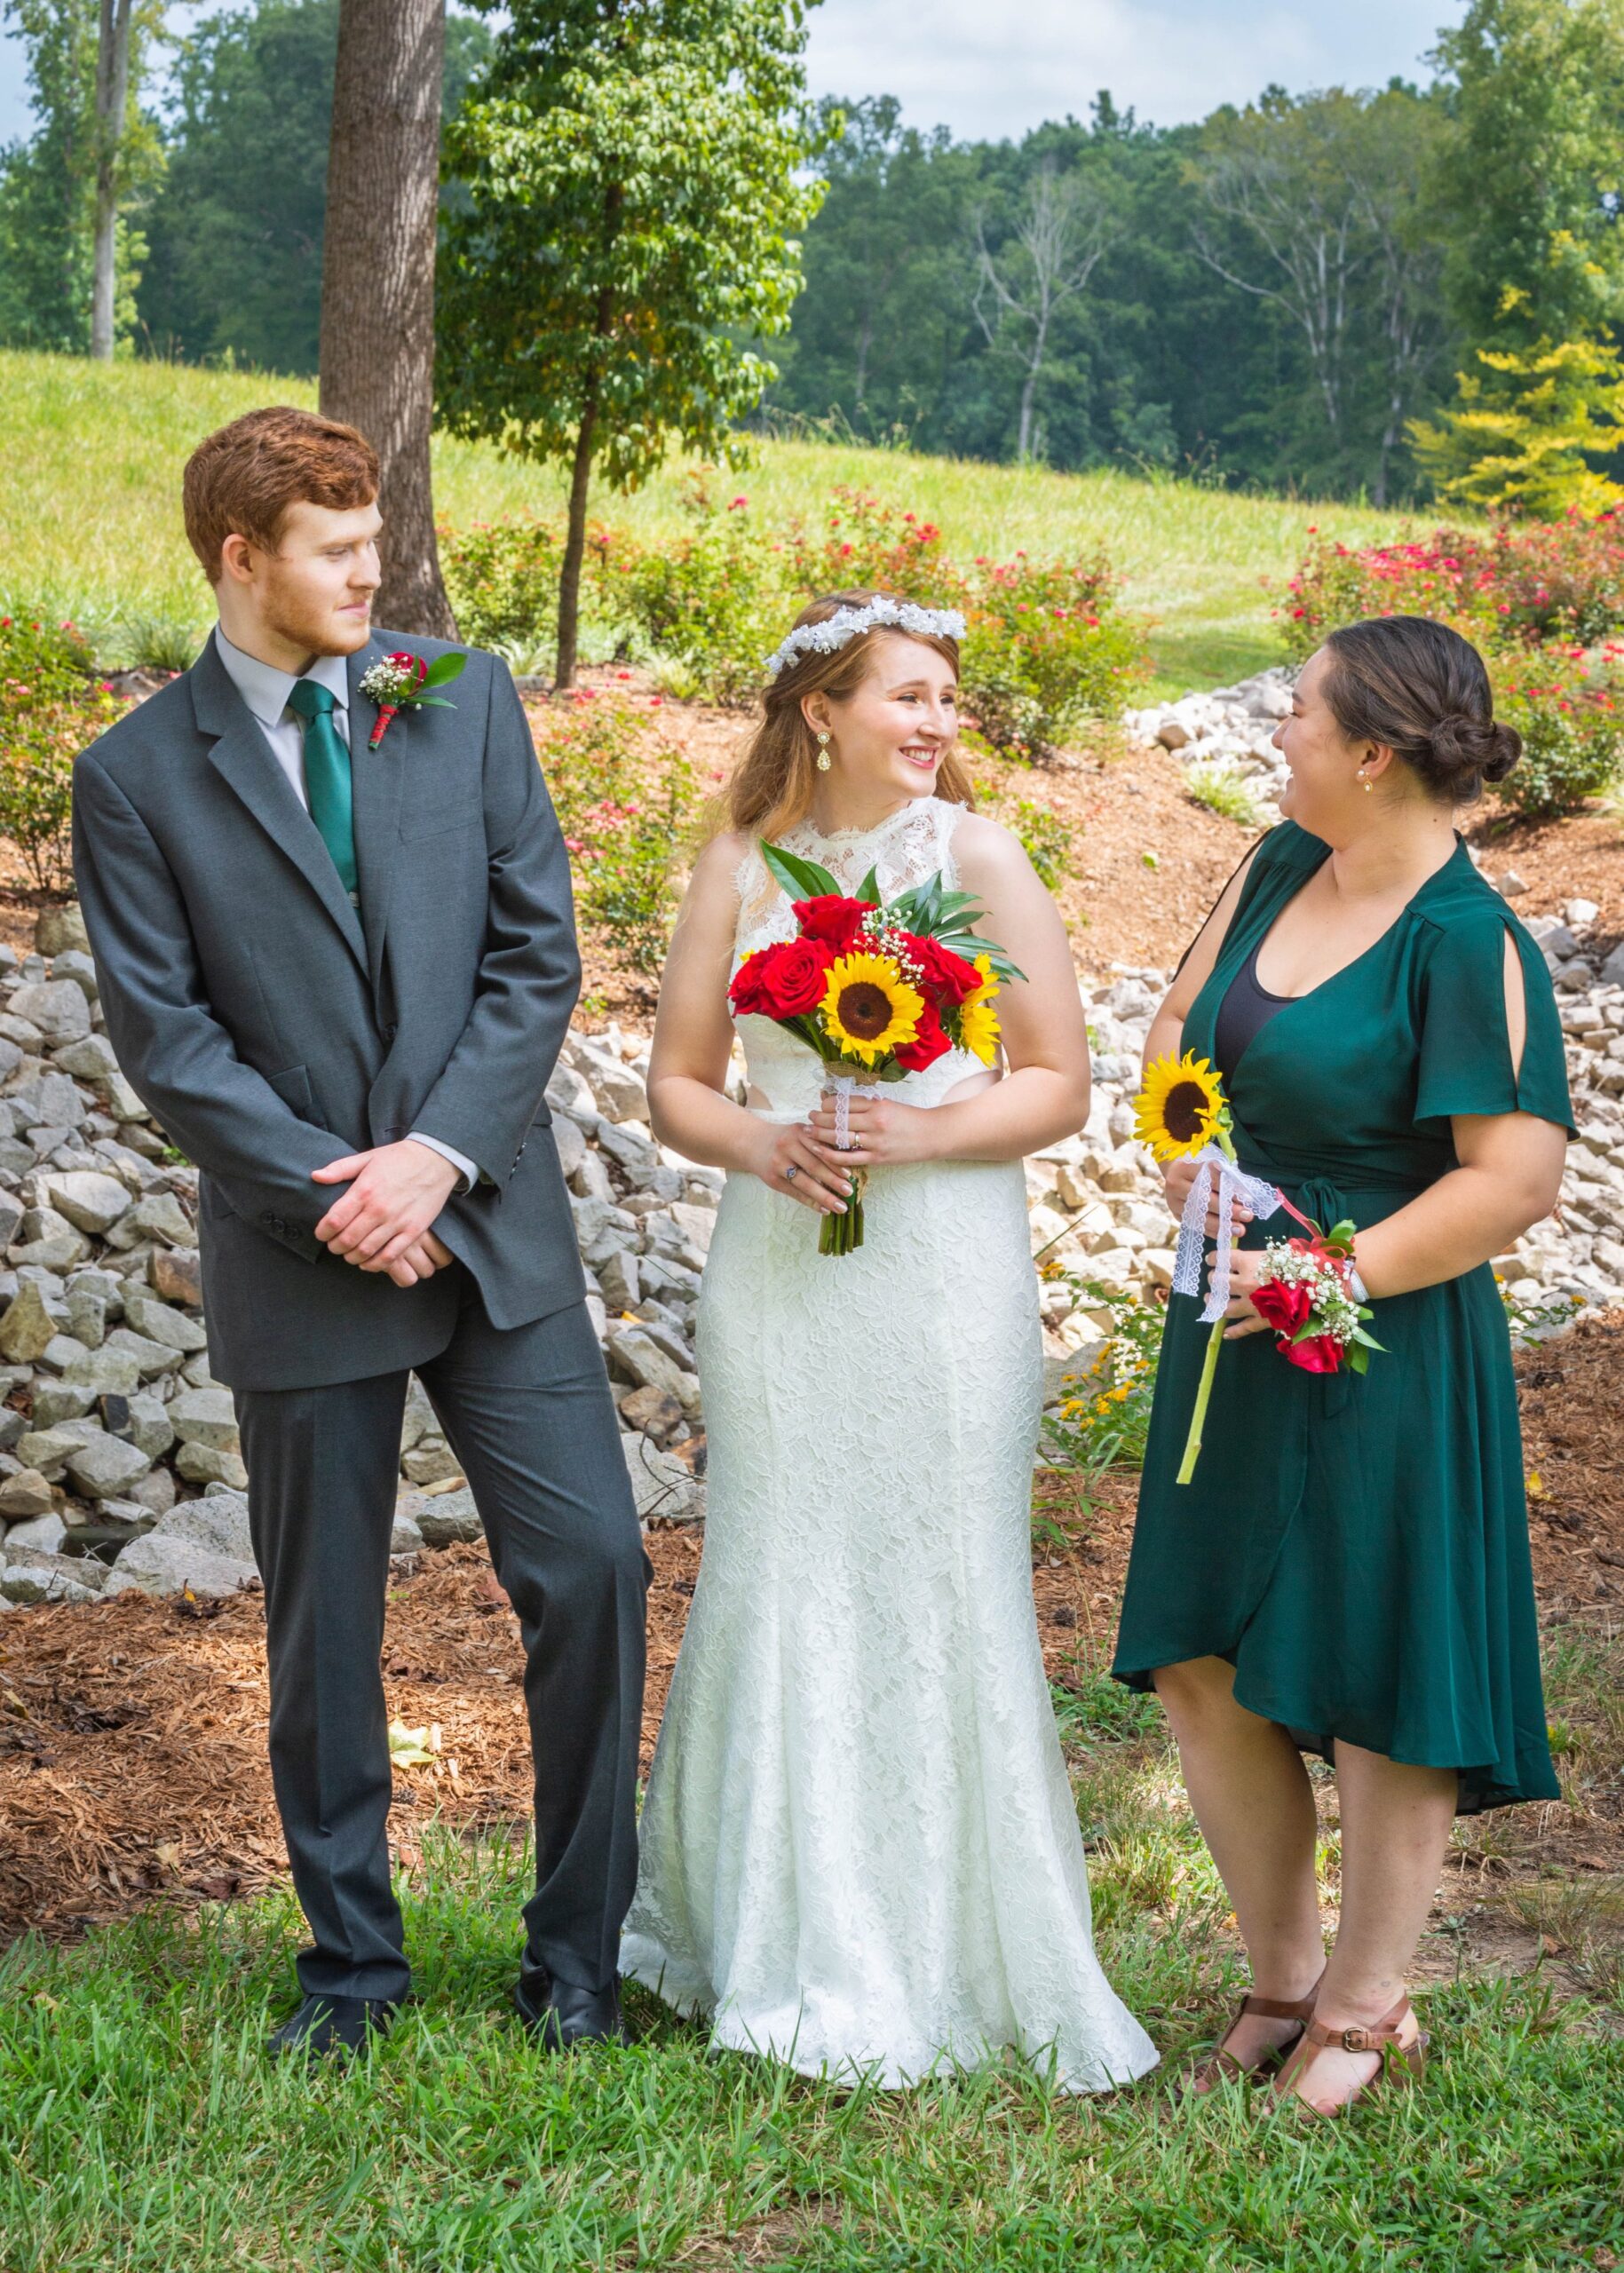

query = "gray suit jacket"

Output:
[[72, 630, 585, 1390]]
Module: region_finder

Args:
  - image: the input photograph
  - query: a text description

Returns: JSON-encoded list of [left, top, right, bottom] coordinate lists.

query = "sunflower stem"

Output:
[[1176, 1316, 1226, 1485]]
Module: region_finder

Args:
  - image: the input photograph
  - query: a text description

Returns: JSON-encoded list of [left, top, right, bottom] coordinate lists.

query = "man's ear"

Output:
[[218, 532, 258, 586]]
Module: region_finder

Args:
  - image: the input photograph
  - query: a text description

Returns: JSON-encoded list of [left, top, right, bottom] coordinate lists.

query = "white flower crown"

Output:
[[762, 598, 968, 681]]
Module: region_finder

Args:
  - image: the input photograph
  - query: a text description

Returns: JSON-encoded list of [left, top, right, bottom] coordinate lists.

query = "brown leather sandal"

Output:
[[1271, 1992, 1429, 2119], [1182, 1973, 1324, 2096]]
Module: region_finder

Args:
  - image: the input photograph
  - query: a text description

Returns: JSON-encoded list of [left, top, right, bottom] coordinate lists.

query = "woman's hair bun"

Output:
[[1426, 711, 1522, 789], [1322, 616, 1523, 804]]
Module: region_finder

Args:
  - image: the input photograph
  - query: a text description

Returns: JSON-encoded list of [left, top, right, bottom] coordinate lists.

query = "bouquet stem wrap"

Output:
[[1170, 1142, 1284, 1485], [822, 1074, 879, 1256]]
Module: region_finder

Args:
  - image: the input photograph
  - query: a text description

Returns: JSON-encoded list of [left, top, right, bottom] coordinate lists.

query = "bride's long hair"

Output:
[[719, 590, 978, 843]]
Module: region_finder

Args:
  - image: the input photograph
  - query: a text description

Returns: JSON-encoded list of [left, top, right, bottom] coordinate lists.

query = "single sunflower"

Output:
[[820, 951, 923, 1066], [956, 954, 1002, 1066], [1134, 1051, 1227, 1163]]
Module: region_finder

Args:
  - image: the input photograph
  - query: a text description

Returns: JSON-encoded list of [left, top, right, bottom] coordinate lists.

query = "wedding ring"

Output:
[[784, 1164, 799, 1181]]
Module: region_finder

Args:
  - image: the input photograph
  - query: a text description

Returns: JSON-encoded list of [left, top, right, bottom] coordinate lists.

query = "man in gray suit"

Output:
[[73, 406, 648, 2060]]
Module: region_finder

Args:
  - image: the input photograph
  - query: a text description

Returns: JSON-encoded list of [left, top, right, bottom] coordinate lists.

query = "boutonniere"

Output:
[[359, 648, 467, 748]]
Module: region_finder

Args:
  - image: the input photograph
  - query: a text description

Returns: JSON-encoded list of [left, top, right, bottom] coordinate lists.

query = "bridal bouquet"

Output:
[[1134, 1052, 1382, 1481], [731, 841, 1020, 1255]]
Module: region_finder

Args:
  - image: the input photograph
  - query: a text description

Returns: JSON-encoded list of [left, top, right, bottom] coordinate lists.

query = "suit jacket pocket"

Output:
[[265, 1062, 317, 1121]]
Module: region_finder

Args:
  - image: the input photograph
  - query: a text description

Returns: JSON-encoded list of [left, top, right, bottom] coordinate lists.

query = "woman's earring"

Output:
[[816, 731, 832, 773], [1358, 769, 1373, 793]]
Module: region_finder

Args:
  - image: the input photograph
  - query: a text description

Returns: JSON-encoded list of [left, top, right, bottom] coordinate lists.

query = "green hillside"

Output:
[[0, 352, 1434, 698]]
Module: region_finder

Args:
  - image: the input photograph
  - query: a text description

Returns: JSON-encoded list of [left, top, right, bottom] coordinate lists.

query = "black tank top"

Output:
[[1212, 940, 1292, 1085]]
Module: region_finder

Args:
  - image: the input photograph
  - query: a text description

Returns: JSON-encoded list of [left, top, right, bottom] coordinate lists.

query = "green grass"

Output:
[[0, 350, 1438, 699], [4, 1710, 1621, 2271]]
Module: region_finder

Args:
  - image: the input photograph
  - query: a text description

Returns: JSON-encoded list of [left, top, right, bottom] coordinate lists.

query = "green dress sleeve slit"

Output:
[[1111, 822, 1575, 1812]]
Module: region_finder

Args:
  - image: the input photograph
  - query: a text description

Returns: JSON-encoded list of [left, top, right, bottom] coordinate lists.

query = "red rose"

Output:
[[730, 937, 834, 1019], [895, 998, 951, 1072], [794, 895, 873, 953], [1249, 1277, 1345, 1374], [911, 933, 980, 1005]]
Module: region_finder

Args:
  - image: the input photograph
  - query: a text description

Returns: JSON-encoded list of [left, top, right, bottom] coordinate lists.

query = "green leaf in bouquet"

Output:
[[420, 652, 468, 690], [763, 841, 842, 902], [1347, 1342, 1370, 1374], [410, 696, 456, 709], [1351, 1324, 1386, 1352], [855, 864, 881, 906]]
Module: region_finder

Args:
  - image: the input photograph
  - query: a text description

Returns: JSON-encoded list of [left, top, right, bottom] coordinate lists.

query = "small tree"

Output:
[[90, 0, 136, 360], [1409, 311, 1624, 516], [439, 0, 824, 687]]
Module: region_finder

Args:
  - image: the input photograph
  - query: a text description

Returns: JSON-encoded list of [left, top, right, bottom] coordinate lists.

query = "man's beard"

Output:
[[262, 579, 372, 660]]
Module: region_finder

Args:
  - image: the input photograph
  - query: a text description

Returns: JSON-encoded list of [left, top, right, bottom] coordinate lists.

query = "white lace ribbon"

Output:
[[1171, 1143, 1285, 1322], [825, 1072, 881, 1148]]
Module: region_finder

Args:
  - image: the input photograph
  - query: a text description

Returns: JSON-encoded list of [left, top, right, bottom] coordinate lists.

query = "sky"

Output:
[[0, 0, 1469, 150]]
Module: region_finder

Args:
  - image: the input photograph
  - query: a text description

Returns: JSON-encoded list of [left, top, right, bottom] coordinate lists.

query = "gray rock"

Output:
[[106, 1390, 176, 1461], [47, 949, 99, 1002], [16, 1423, 101, 1478], [574, 1042, 648, 1123], [621, 1431, 703, 1522], [551, 1113, 587, 1179], [9, 980, 91, 1042], [149, 1245, 202, 1304], [123, 1463, 176, 1517], [60, 1344, 146, 1396], [52, 1033, 122, 1083], [401, 1438, 461, 1486], [34, 905, 89, 958], [544, 1063, 598, 1122], [64, 1433, 153, 1500], [70, 1498, 155, 1548], [39, 1170, 132, 1236], [174, 1441, 249, 1490], [413, 1486, 483, 1547], [3, 1509, 66, 1552], [598, 1249, 641, 1310], [0, 1280, 57, 1363], [167, 1385, 239, 1453], [606, 1326, 701, 1418], [103, 1532, 254, 1599], [1601, 941, 1624, 990], [0, 1542, 102, 1604], [117, 1192, 194, 1249], [615, 1382, 685, 1444], [399, 1376, 436, 1453], [8, 1073, 86, 1130], [8, 1208, 90, 1271], [30, 1379, 96, 1428], [179, 1349, 213, 1389], [121, 1293, 209, 1354], [104, 1327, 185, 1379], [156, 1490, 253, 1564], [391, 1510, 424, 1556], [36, 1333, 92, 1374]]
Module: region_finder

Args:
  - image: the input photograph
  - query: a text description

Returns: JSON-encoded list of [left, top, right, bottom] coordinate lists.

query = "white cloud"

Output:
[[804, 0, 1467, 139]]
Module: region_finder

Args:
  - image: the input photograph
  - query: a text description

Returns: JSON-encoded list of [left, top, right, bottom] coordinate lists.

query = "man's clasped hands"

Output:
[[311, 1140, 459, 1287]]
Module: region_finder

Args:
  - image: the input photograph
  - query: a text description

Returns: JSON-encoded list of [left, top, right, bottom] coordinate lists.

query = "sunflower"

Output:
[[956, 954, 1002, 1065], [1134, 1051, 1227, 1163], [820, 951, 923, 1066]]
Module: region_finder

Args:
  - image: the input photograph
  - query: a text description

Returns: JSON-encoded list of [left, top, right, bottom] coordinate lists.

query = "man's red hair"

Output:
[[183, 404, 379, 583]]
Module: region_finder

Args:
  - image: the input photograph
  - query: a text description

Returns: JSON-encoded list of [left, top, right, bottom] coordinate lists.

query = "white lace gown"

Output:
[[622, 796, 1158, 2091]]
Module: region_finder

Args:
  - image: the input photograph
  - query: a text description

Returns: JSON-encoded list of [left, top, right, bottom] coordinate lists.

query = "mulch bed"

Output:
[[4, 1318, 1618, 1947]]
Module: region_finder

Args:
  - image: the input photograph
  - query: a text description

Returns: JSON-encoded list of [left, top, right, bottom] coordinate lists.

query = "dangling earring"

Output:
[[816, 731, 832, 773], [1358, 769, 1373, 794]]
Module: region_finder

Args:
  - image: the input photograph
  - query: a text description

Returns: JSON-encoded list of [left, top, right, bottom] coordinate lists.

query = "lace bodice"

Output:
[[731, 796, 988, 1119]]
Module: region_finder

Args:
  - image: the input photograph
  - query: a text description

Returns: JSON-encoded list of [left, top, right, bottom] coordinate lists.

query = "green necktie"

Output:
[[286, 677, 358, 898]]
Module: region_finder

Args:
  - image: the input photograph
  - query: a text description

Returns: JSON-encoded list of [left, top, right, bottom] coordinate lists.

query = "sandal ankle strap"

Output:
[[1303, 1993, 1414, 2055]]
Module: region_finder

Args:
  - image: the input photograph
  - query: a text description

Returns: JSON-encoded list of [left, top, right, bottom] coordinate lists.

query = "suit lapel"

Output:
[[347, 638, 405, 994], [190, 638, 368, 973]]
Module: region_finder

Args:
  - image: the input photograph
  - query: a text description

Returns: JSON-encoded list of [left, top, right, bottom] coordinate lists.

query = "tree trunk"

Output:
[[554, 385, 600, 692], [90, 0, 133, 362], [319, 0, 456, 638]]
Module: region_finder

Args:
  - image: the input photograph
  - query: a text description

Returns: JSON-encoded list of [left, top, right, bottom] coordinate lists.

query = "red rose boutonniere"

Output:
[[358, 648, 467, 748]]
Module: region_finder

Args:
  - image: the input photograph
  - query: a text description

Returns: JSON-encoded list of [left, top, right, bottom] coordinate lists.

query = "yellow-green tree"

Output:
[[1410, 289, 1624, 514]]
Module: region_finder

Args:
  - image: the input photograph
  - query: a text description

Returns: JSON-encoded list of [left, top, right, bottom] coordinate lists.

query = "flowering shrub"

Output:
[[444, 476, 1147, 755], [535, 689, 702, 974], [962, 552, 1145, 761], [1492, 644, 1623, 819], [1281, 512, 1624, 660], [1039, 1283, 1163, 1478], [0, 614, 98, 713], [440, 517, 623, 671]]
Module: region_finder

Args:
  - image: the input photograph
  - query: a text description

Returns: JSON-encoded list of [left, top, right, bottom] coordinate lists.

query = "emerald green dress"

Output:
[[1113, 822, 1574, 1810]]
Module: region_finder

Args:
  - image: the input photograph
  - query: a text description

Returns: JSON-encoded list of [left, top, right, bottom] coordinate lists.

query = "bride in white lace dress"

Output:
[[622, 593, 1157, 2091]]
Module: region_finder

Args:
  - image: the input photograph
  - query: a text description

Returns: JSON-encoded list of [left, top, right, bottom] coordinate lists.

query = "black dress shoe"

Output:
[[267, 1993, 400, 2062], [514, 1963, 628, 2049]]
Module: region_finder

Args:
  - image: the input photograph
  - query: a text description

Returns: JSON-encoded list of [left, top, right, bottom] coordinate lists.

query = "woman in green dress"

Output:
[[1113, 615, 1573, 2117]]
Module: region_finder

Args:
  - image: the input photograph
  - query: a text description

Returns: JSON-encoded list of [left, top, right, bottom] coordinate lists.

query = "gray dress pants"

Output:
[[235, 1277, 649, 2004]]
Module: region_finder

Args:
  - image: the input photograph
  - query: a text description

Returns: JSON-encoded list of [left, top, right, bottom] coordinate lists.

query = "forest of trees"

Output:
[[3, 0, 1623, 507]]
